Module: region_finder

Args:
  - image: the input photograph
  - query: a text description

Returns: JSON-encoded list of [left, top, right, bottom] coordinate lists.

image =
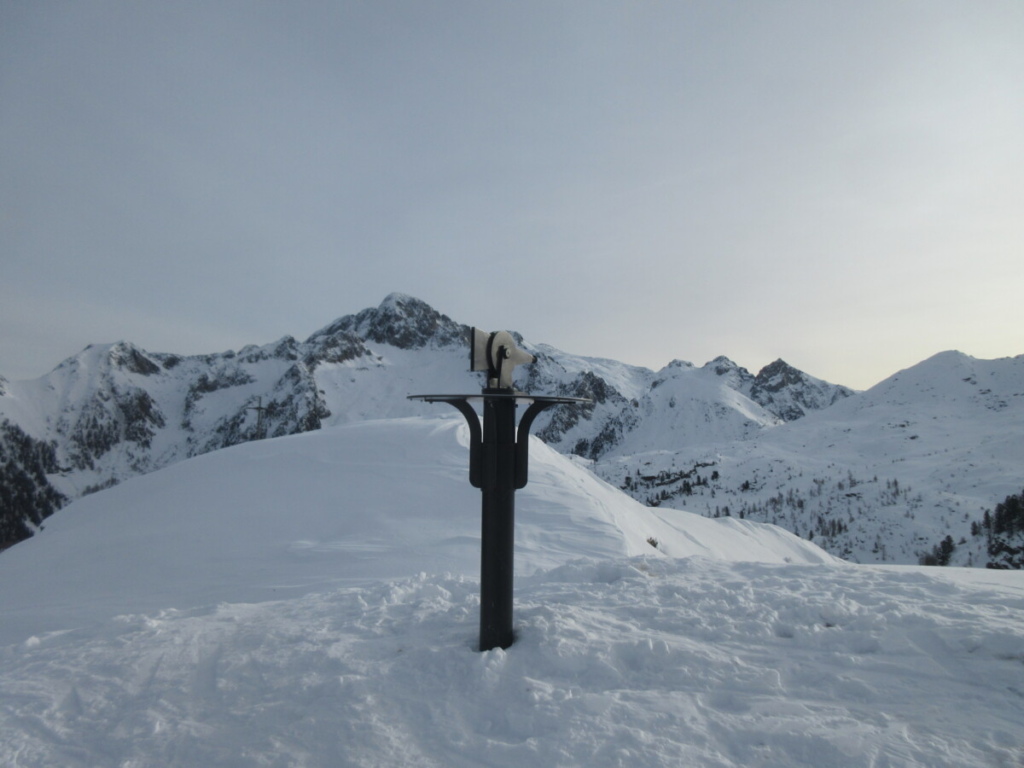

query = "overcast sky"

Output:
[[2, 1, 1022, 390]]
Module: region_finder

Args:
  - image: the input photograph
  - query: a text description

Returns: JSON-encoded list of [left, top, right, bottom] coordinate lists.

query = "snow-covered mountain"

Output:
[[2, 293, 1021, 569], [598, 350, 1024, 567], [0, 294, 849, 549], [1, 415, 1022, 767]]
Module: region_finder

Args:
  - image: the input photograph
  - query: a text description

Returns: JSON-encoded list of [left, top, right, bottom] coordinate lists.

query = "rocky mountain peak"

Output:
[[707, 355, 741, 374], [308, 294, 467, 351], [752, 359, 801, 392], [748, 358, 854, 421], [664, 359, 695, 370], [107, 342, 161, 376], [703, 356, 755, 389]]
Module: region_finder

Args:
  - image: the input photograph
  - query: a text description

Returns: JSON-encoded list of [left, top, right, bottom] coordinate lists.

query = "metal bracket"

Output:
[[407, 393, 589, 490]]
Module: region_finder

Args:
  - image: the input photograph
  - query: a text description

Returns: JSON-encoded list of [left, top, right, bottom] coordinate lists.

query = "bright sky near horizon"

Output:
[[2, 1, 1022, 390]]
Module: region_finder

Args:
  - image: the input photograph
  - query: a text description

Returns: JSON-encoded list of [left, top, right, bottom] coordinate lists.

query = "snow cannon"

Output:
[[409, 329, 589, 652]]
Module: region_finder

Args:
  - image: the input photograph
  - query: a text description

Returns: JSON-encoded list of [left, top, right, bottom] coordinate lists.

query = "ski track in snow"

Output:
[[3, 558, 1023, 768]]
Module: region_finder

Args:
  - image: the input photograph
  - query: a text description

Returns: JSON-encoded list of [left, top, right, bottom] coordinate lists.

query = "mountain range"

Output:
[[2, 292, 1022, 567]]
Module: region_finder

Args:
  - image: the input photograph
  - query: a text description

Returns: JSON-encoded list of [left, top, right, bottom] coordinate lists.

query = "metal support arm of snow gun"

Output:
[[408, 392, 587, 490], [408, 329, 589, 652]]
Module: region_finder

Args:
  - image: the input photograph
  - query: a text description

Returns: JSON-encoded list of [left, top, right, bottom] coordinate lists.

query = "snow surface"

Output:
[[1, 418, 1023, 766], [0, 418, 831, 646]]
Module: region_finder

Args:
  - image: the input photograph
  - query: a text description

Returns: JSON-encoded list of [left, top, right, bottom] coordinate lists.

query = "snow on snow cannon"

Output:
[[409, 328, 589, 652]]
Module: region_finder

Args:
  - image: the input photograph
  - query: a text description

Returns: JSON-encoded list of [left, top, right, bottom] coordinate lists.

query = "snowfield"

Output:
[[1, 418, 1022, 766]]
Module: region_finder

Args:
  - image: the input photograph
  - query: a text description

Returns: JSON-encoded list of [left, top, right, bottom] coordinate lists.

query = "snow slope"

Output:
[[0, 417, 831, 646], [2, 416, 1023, 767]]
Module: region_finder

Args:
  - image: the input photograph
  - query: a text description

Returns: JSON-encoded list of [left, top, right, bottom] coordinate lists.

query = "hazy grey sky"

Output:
[[2, 1, 1022, 389]]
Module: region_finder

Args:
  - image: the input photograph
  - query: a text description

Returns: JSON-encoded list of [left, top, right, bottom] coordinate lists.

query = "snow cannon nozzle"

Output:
[[469, 328, 535, 390]]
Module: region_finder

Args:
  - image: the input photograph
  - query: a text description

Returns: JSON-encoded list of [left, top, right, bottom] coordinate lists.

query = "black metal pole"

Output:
[[479, 391, 517, 651], [407, 389, 588, 653]]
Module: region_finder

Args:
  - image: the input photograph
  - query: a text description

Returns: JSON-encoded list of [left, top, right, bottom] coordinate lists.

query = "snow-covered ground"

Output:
[[1, 418, 1022, 766]]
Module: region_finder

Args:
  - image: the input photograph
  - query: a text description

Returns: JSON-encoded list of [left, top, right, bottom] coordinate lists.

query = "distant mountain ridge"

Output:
[[597, 349, 1024, 567], [2, 293, 1019, 567]]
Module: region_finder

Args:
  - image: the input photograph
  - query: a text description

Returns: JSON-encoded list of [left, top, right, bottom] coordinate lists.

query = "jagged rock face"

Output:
[[307, 293, 467, 351], [752, 359, 803, 392], [525, 354, 785, 461], [108, 343, 161, 376], [304, 330, 370, 366], [707, 356, 754, 387], [180, 351, 329, 455], [533, 369, 637, 459], [4, 337, 334, 505], [47, 344, 169, 473], [64, 386, 166, 470], [748, 359, 854, 421]]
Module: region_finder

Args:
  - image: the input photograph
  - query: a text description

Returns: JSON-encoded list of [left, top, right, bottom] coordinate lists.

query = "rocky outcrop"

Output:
[[748, 359, 854, 421], [307, 293, 467, 351]]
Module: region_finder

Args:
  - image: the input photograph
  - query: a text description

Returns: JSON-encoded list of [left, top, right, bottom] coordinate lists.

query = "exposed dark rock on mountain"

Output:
[[0, 420, 66, 550], [307, 293, 467, 351], [749, 359, 855, 422]]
